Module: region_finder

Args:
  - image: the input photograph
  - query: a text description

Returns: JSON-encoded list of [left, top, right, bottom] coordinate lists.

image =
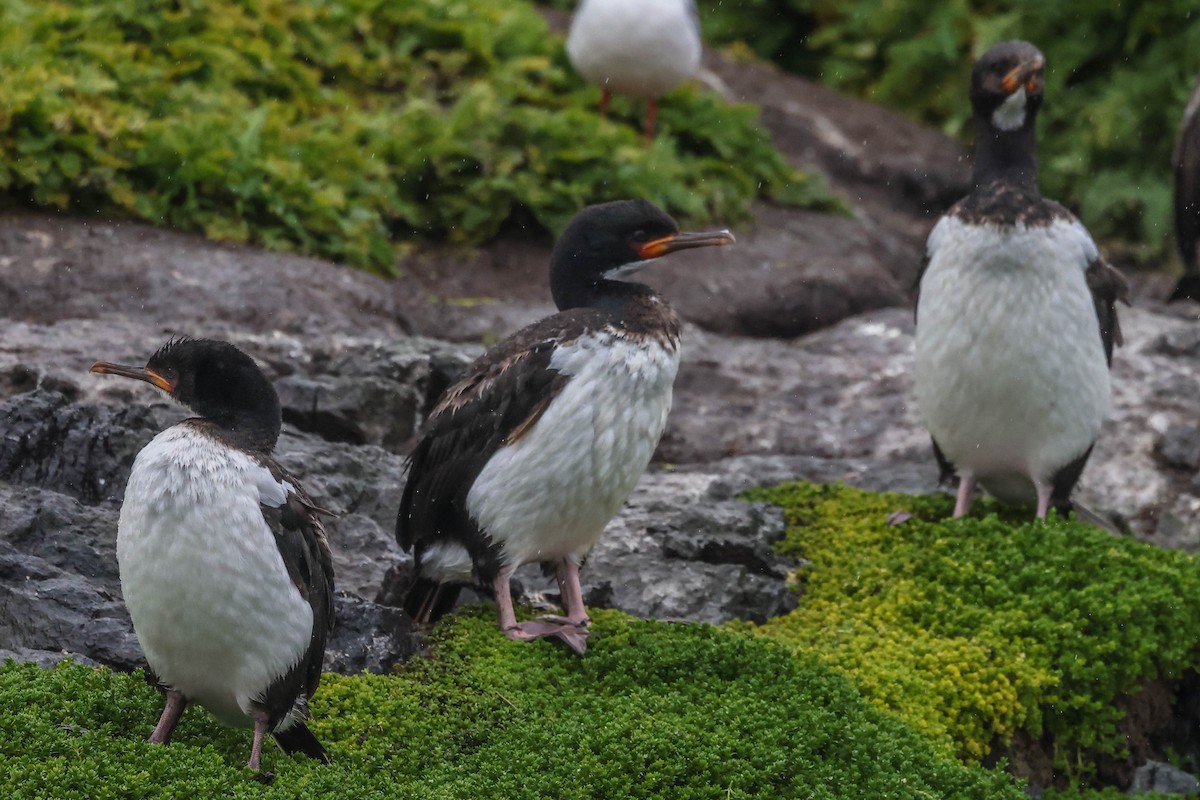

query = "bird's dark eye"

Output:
[[631, 229, 649, 243]]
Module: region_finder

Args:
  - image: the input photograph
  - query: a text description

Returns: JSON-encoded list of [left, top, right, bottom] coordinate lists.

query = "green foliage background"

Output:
[[0, 0, 835, 274], [692, 0, 1200, 262]]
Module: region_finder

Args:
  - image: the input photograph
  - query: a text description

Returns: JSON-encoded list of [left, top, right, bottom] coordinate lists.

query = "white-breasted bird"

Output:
[[566, 0, 703, 140], [92, 338, 334, 772], [914, 40, 1128, 521], [397, 199, 734, 655]]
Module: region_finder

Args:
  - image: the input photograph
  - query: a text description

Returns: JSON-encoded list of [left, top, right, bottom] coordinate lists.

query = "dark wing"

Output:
[[396, 311, 600, 557], [1084, 257, 1129, 367], [1172, 74, 1200, 299], [255, 458, 336, 732]]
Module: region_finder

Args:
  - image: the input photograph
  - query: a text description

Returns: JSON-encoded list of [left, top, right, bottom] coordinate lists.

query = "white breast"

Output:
[[914, 216, 1111, 499], [117, 425, 313, 728], [465, 329, 680, 569], [566, 0, 701, 98]]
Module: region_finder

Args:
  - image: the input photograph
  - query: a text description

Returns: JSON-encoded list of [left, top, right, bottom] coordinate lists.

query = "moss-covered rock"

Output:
[[0, 610, 1023, 799], [0, 0, 838, 273], [742, 482, 1200, 783]]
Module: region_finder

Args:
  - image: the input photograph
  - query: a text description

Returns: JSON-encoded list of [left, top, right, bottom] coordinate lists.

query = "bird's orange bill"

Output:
[[637, 229, 736, 259], [1001, 56, 1044, 94], [89, 361, 177, 394]]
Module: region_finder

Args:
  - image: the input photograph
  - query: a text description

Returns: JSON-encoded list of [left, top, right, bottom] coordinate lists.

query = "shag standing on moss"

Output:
[[914, 40, 1128, 520], [1170, 72, 1200, 302], [91, 338, 334, 773], [397, 199, 734, 655], [566, 0, 702, 140]]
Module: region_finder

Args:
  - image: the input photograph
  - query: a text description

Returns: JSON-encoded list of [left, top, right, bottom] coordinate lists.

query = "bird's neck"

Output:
[[551, 277, 655, 314], [971, 116, 1039, 191], [199, 407, 281, 453]]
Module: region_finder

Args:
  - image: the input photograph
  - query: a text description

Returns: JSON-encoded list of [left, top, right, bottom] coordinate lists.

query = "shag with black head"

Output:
[[914, 40, 1127, 521], [91, 338, 334, 773], [397, 199, 734, 655]]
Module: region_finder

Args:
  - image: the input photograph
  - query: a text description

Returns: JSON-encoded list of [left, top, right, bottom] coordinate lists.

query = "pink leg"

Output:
[[148, 690, 186, 745], [953, 475, 976, 518], [247, 708, 270, 772], [493, 566, 590, 656], [545, 559, 591, 627], [644, 99, 659, 141], [598, 86, 612, 118], [1034, 482, 1053, 521]]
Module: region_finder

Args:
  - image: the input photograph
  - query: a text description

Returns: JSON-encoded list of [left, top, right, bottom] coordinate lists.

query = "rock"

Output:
[[1157, 424, 1200, 471], [0, 648, 98, 669], [0, 389, 161, 504], [1129, 761, 1200, 795], [564, 470, 801, 625], [324, 595, 423, 675]]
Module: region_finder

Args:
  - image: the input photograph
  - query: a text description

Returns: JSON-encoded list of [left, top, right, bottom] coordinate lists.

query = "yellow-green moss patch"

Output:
[[1, 610, 1024, 799], [743, 482, 1200, 772]]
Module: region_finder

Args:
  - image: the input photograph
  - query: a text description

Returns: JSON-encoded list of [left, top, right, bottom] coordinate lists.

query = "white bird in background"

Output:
[[567, 0, 703, 140]]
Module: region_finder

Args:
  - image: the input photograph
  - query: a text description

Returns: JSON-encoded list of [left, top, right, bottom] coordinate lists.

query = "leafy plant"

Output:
[[0, 0, 838, 274]]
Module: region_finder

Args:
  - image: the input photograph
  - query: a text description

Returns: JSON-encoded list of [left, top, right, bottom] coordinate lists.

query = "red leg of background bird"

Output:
[[599, 86, 612, 119], [953, 475, 976, 518], [247, 708, 271, 772], [148, 690, 187, 745], [1034, 481, 1053, 521], [644, 99, 659, 142]]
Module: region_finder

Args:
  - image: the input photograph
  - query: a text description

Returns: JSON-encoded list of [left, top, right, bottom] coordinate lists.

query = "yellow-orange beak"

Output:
[[89, 361, 176, 394], [1001, 55, 1045, 95], [636, 229, 736, 260]]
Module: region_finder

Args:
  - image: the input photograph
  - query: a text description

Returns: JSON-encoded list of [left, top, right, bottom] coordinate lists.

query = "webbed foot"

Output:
[[504, 620, 591, 656]]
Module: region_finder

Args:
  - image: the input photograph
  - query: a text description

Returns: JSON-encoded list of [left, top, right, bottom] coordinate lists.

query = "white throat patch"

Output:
[[604, 259, 651, 280], [991, 87, 1028, 132]]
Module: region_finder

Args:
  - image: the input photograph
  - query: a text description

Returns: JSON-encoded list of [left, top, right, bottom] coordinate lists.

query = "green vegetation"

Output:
[[742, 482, 1200, 780], [0, 0, 837, 274], [693, 0, 1200, 262], [0, 610, 1024, 799]]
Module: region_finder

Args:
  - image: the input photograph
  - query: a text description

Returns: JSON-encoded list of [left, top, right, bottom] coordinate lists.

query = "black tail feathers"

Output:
[[404, 576, 463, 624], [273, 722, 330, 764], [1169, 272, 1200, 302]]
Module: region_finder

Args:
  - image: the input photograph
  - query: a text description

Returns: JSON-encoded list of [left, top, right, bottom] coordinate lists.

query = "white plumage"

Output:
[[421, 329, 679, 582], [117, 425, 313, 730], [566, 0, 701, 99], [914, 216, 1111, 503]]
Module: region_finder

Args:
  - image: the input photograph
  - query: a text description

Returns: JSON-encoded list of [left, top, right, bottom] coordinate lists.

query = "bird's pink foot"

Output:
[[538, 613, 592, 628], [504, 620, 591, 656]]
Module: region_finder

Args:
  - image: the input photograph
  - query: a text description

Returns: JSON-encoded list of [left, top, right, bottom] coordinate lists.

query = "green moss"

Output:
[[0, 0, 840, 273], [742, 482, 1200, 774], [1, 610, 1022, 799]]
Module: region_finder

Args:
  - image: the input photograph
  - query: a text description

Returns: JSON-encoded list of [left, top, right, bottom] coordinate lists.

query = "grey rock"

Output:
[[0, 389, 160, 503], [324, 594, 422, 675], [513, 468, 802, 626], [1158, 424, 1200, 471], [0, 648, 99, 668], [1129, 760, 1200, 795]]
